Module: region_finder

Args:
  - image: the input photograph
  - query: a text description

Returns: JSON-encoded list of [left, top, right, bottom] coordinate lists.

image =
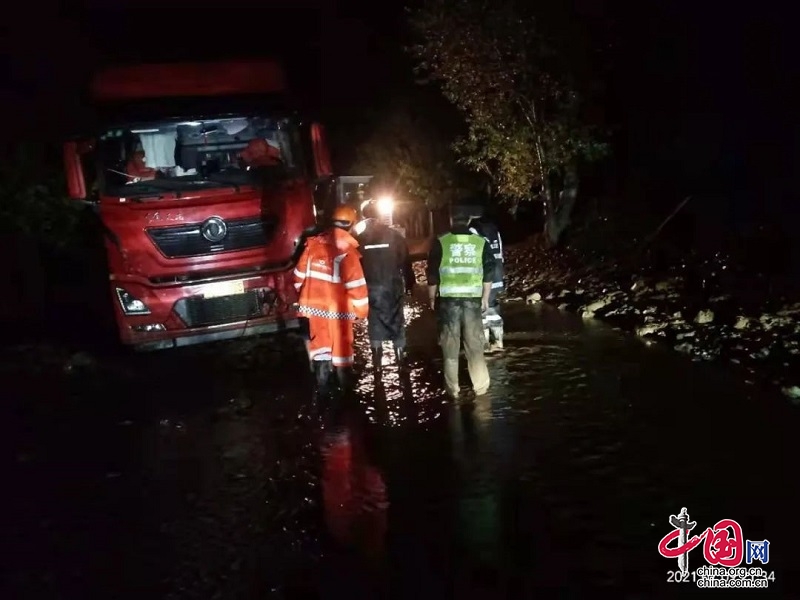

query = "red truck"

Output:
[[62, 60, 333, 351]]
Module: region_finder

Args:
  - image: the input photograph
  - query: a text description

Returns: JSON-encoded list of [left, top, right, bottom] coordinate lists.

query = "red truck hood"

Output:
[[98, 179, 316, 280]]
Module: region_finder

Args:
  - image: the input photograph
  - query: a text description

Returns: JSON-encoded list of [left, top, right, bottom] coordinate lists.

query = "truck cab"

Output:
[[63, 60, 334, 351]]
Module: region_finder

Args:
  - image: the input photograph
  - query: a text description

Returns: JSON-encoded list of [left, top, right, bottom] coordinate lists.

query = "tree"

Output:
[[0, 144, 83, 248], [352, 99, 483, 209], [407, 0, 608, 246]]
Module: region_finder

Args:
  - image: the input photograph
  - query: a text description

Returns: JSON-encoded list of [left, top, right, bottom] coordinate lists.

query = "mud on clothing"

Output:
[[356, 222, 415, 347], [293, 228, 369, 367], [436, 298, 490, 397]]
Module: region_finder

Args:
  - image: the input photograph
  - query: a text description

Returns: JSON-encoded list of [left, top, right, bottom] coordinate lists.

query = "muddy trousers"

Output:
[[437, 298, 491, 397], [306, 315, 355, 388], [483, 287, 504, 348]]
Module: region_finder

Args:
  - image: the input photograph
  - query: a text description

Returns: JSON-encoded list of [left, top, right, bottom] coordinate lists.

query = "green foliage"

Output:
[[407, 0, 609, 203], [352, 102, 482, 208], [0, 145, 84, 248]]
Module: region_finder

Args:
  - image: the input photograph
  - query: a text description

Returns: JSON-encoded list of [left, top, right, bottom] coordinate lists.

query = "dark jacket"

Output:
[[356, 222, 415, 293], [356, 222, 415, 342], [469, 217, 504, 289], [426, 225, 495, 286]]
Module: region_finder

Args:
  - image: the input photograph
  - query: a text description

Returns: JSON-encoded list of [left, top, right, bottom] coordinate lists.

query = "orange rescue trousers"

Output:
[[306, 315, 356, 367]]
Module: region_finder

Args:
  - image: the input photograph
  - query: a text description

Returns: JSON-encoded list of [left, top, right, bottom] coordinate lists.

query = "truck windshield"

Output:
[[96, 115, 304, 197]]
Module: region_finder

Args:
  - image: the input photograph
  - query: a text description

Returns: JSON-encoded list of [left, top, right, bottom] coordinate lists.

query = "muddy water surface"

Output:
[[5, 288, 800, 598]]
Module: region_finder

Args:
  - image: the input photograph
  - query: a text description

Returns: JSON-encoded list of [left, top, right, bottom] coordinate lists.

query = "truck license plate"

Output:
[[201, 280, 245, 298]]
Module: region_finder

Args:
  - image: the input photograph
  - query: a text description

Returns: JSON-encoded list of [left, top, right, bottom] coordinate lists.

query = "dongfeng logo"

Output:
[[201, 217, 228, 243]]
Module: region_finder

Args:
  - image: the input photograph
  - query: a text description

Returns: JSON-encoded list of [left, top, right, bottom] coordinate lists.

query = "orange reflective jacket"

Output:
[[293, 228, 369, 320]]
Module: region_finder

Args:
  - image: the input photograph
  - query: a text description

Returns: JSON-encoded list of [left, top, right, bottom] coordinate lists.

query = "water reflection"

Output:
[[356, 350, 445, 428], [319, 398, 389, 566], [450, 397, 505, 575]]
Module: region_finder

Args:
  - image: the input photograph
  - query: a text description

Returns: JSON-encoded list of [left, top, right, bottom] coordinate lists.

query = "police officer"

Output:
[[469, 212, 505, 351], [426, 211, 495, 399], [355, 217, 416, 370]]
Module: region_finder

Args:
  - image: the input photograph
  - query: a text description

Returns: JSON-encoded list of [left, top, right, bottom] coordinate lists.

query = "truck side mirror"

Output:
[[310, 122, 333, 181], [63, 141, 87, 200]]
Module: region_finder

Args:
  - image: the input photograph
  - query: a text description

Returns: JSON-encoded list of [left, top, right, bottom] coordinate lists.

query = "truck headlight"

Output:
[[115, 287, 151, 315]]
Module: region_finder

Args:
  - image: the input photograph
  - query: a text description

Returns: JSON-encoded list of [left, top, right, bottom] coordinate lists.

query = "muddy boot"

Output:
[[483, 326, 494, 353], [313, 360, 333, 391], [335, 366, 356, 392], [490, 326, 504, 350], [394, 345, 406, 368], [371, 347, 383, 372]]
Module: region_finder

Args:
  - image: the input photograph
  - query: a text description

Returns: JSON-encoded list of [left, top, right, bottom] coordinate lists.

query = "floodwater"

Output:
[[5, 287, 800, 599]]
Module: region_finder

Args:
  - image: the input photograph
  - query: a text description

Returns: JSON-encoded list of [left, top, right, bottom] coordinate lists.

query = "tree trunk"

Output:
[[543, 164, 579, 248]]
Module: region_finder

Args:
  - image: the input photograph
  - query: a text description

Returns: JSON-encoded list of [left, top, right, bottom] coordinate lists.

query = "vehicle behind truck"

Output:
[[62, 60, 334, 351]]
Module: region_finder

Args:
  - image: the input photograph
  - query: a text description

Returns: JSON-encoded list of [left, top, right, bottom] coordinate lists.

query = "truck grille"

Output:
[[147, 217, 278, 258], [173, 291, 262, 327]]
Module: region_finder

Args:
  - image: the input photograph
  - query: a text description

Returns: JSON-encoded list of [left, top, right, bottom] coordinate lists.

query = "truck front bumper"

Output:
[[132, 315, 309, 352]]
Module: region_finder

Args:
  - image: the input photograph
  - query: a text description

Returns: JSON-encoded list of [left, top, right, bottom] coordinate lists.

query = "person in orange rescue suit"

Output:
[[293, 204, 369, 391]]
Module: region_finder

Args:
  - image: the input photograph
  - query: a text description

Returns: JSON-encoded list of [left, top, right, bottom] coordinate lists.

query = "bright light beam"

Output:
[[376, 196, 394, 217]]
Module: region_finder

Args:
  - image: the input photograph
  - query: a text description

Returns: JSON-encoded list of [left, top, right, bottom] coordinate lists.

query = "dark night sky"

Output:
[[1, 1, 796, 227]]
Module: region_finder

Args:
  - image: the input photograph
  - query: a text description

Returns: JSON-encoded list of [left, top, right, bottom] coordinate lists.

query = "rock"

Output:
[[760, 314, 795, 331], [694, 310, 714, 324], [558, 303, 569, 311], [734, 316, 751, 330], [781, 386, 800, 402], [581, 293, 620, 319], [777, 303, 800, 317], [655, 280, 676, 292], [636, 322, 669, 337], [526, 292, 542, 304]]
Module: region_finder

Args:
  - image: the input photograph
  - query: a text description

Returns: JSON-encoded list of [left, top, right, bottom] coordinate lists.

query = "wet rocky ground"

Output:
[[465, 238, 800, 403], [5, 276, 800, 598]]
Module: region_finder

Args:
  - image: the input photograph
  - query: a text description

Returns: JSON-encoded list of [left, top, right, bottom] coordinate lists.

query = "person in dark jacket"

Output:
[[469, 215, 505, 351], [355, 218, 416, 369]]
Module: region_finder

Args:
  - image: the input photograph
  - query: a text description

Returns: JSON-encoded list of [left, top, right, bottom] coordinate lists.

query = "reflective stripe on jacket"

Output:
[[469, 219, 504, 290], [293, 228, 369, 320]]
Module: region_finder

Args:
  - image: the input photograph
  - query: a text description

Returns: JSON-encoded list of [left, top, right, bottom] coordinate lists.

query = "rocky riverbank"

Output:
[[412, 238, 800, 403]]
